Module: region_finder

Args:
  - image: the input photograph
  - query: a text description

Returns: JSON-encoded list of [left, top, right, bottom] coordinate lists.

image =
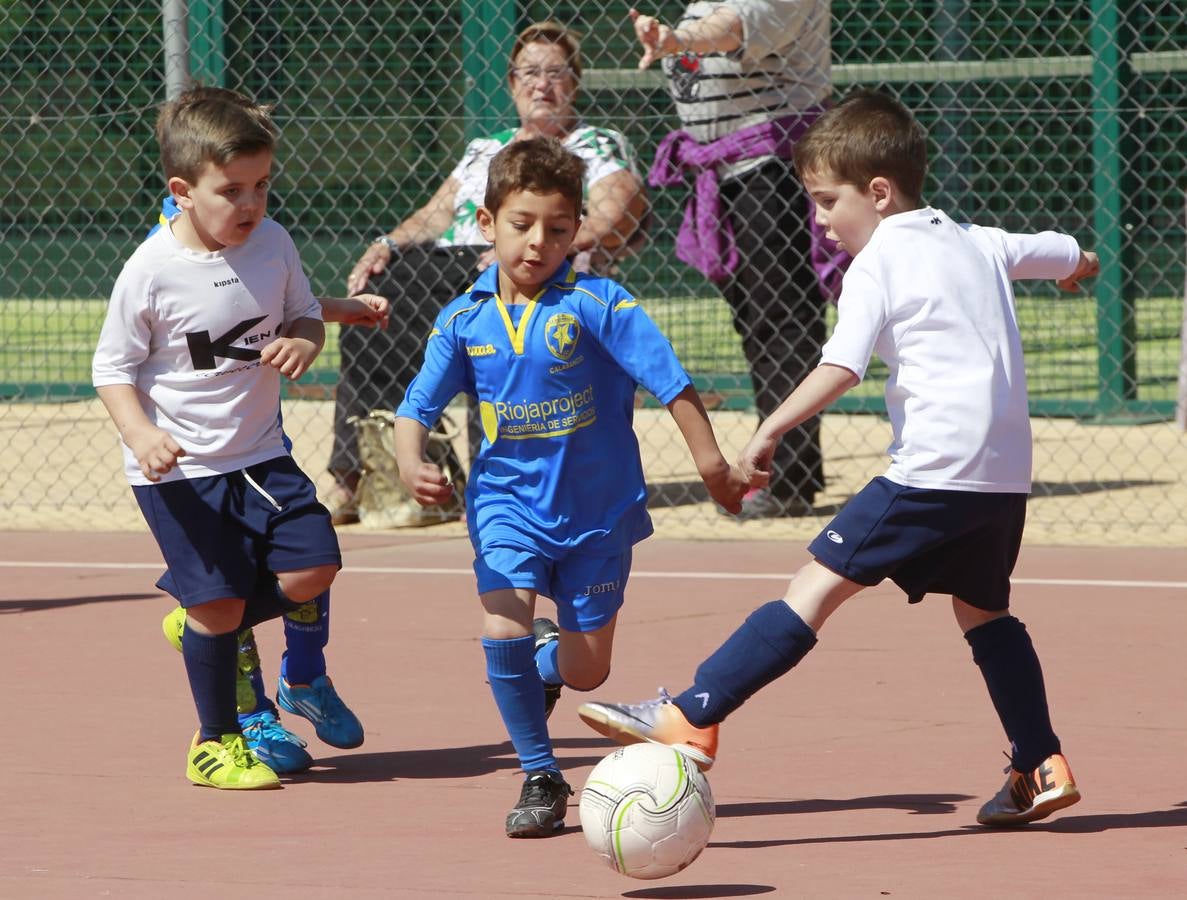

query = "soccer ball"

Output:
[[579, 743, 715, 880]]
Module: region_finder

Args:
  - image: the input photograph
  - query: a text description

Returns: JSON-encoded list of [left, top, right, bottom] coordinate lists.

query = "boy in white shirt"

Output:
[[93, 86, 382, 789], [578, 88, 1100, 827]]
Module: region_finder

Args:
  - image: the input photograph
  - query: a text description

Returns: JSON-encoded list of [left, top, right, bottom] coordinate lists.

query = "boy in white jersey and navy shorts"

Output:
[[579, 89, 1100, 827], [93, 86, 381, 789], [393, 137, 749, 837]]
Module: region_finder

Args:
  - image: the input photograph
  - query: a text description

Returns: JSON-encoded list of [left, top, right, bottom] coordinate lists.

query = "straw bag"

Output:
[[349, 409, 466, 529]]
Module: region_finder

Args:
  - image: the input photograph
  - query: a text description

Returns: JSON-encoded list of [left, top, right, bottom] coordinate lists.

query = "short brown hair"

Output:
[[484, 137, 585, 218], [508, 21, 583, 80], [793, 88, 928, 205], [155, 86, 278, 182]]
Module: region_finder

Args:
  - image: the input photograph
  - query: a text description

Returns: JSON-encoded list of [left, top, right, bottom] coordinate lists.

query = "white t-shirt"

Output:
[[820, 207, 1082, 493], [439, 124, 641, 247], [92, 217, 322, 485], [665, 0, 831, 179]]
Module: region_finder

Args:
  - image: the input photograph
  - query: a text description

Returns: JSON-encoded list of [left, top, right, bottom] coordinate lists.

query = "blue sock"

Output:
[[965, 616, 1060, 772], [281, 590, 329, 685], [673, 600, 818, 727], [181, 626, 240, 741], [483, 635, 556, 772], [235, 628, 276, 720], [535, 638, 562, 687]]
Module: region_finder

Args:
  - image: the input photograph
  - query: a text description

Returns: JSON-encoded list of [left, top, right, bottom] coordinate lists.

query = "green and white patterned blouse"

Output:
[[437, 124, 641, 247]]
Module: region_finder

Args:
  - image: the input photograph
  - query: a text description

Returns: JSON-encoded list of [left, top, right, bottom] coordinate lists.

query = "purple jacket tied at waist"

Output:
[[649, 111, 850, 298]]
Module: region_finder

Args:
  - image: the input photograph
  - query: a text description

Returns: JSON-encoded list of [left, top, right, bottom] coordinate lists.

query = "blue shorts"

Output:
[[133, 455, 341, 609], [807, 477, 1026, 611], [473, 543, 631, 633]]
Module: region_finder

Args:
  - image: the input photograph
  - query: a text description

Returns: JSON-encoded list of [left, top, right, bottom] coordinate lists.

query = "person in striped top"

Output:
[[630, 2, 845, 519]]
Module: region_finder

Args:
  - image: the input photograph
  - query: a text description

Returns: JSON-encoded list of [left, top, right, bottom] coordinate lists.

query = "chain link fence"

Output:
[[3, 1, 1186, 543]]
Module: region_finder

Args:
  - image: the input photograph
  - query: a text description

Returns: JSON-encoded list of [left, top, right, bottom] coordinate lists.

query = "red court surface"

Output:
[[3, 530, 1186, 899]]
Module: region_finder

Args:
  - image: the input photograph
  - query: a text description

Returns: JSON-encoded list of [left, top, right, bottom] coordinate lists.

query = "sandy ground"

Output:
[[3, 397, 1186, 547]]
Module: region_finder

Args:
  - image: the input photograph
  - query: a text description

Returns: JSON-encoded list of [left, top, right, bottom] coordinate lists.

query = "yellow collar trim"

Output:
[[494, 290, 544, 354]]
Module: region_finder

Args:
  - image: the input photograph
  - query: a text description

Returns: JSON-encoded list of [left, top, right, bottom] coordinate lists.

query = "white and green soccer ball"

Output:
[[579, 743, 715, 880]]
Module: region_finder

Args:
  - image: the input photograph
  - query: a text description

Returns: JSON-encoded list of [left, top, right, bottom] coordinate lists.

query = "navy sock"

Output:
[[673, 600, 818, 727], [483, 635, 556, 772], [181, 626, 240, 741], [281, 590, 329, 685], [965, 615, 1060, 772], [535, 638, 563, 687]]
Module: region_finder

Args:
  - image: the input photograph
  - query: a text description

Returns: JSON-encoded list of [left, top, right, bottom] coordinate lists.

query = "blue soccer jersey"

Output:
[[397, 262, 691, 557]]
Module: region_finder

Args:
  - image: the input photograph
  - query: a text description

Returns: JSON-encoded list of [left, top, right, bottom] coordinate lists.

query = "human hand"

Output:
[[341, 293, 390, 329], [703, 462, 749, 516], [401, 460, 455, 507], [261, 336, 318, 380], [476, 247, 498, 272], [126, 424, 185, 482], [347, 242, 393, 295], [629, 8, 680, 69], [1056, 250, 1100, 293], [738, 433, 777, 489]]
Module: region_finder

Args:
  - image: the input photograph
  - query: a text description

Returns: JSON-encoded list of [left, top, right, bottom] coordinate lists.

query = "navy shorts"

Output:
[[133, 455, 341, 609], [807, 477, 1026, 611], [473, 543, 631, 633]]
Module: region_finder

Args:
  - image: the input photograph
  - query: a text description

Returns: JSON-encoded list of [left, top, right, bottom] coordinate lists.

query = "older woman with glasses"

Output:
[[329, 21, 648, 526]]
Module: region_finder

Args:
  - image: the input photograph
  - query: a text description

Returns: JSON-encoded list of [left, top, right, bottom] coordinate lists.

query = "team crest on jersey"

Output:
[[544, 312, 580, 361]]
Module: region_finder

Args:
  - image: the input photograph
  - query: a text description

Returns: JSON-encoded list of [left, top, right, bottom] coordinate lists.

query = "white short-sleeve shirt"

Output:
[[820, 207, 1082, 493], [92, 218, 322, 485]]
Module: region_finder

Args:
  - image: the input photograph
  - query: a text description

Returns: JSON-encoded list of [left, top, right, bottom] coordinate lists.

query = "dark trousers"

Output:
[[719, 159, 825, 505], [329, 245, 486, 482]]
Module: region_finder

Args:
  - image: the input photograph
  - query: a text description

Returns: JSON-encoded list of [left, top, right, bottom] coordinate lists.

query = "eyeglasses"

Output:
[[510, 65, 575, 84]]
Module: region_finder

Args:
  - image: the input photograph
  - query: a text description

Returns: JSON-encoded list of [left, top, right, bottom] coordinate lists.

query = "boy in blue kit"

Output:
[[149, 197, 371, 773], [93, 86, 377, 788], [579, 89, 1100, 827], [393, 137, 749, 837]]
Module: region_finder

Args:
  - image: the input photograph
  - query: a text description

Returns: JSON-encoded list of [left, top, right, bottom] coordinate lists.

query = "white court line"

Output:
[[0, 560, 1185, 590]]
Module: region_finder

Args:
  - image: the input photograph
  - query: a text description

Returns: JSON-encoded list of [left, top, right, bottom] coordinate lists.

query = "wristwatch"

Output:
[[371, 235, 399, 254]]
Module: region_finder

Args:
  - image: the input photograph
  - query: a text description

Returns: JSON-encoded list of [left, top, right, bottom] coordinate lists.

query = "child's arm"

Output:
[[666, 384, 749, 514], [317, 294, 390, 328], [394, 415, 456, 507], [95, 383, 184, 482], [262, 316, 325, 380], [1056, 250, 1100, 293], [740, 364, 858, 487]]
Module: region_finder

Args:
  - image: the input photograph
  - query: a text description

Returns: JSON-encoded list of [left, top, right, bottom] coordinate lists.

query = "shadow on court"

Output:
[[304, 736, 612, 783], [711, 803, 1187, 850], [0, 592, 160, 613], [1038, 802, 1187, 834], [623, 885, 777, 899], [716, 793, 973, 819]]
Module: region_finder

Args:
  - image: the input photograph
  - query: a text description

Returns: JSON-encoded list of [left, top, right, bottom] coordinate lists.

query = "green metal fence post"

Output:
[[1089, 0, 1136, 415], [460, 1, 515, 142], [188, 0, 226, 87]]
